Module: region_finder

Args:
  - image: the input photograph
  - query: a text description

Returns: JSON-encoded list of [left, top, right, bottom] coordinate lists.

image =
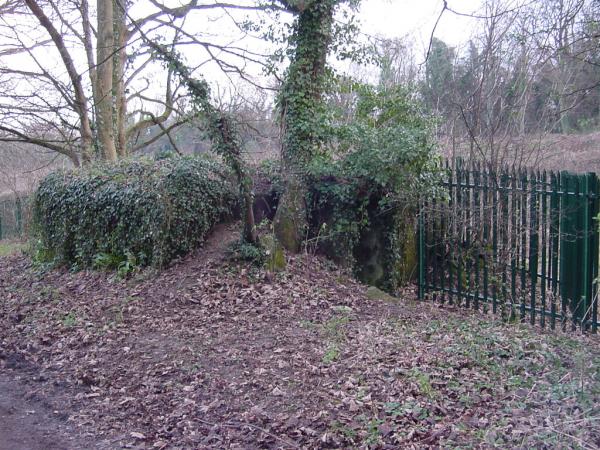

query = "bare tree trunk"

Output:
[[24, 0, 93, 164], [81, 0, 97, 108], [114, 0, 127, 157], [97, 0, 117, 161]]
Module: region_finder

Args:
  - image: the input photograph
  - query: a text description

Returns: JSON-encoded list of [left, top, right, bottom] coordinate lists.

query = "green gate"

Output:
[[418, 160, 600, 332], [0, 195, 25, 240]]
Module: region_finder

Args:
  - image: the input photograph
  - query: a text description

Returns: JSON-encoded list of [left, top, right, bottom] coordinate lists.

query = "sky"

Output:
[[0, 0, 488, 121], [360, 0, 483, 58], [29, 0, 485, 86]]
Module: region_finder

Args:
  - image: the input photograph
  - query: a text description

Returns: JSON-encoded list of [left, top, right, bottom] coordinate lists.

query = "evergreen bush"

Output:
[[32, 156, 236, 269]]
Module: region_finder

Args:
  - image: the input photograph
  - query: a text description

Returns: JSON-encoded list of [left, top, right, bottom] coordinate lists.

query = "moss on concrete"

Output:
[[354, 219, 386, 287], [392, 214, 418, 287], [353, 207, 417, 293], [262, 234, 287, 272], [365, 286, 398, 302]]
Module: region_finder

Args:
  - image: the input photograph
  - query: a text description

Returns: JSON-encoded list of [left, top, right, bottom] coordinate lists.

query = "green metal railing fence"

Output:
[[418, 160, 600, 332], [0, 195, 26, 240]]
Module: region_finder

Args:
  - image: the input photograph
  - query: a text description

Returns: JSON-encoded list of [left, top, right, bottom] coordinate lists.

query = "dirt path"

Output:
[[0, 223, 240, 450], [0, 374, 104, 450]]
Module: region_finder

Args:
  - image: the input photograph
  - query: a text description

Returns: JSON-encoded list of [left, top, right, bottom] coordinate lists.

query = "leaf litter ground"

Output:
[[0, 225, 598, 449]]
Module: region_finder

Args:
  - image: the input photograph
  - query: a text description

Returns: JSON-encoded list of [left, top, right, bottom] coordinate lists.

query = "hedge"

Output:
[[32, 156, 236, 269]]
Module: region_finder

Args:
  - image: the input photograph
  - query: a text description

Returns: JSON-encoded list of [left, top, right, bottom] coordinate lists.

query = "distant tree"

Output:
[[424, 0, 600, 168], [423, 38, 456, 117], [377, 37, 419, 89]]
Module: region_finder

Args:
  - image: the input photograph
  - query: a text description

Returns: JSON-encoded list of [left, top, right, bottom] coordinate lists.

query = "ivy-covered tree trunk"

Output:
[[274, 0, 337, 252]]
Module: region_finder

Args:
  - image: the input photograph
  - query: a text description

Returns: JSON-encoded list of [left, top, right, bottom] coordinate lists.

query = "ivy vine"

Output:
[[32, 156, 236, 269]]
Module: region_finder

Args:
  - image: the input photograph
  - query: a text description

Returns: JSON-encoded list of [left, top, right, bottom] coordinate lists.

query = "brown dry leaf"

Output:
[[0, 226, 597, 449]]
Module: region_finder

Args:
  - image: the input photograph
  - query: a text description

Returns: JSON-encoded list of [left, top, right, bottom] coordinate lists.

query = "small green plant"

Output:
[[410, 368, 436, 398], [329, 421, 357, 441], [62, 311, 77, 328], [92, 250, 138, 278], [363, 417, 384, 446], [320, 312, 351, 364], [93, 252, 124, 270], [322, 344, 340, 364], [323, 313, 351, 339], [226, 239, 265, 265], [117, 251, 138, 279], [31, 238, 57, 267]]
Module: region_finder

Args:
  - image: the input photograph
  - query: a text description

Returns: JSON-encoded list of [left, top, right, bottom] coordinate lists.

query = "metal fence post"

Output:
[[587, 172, 599, 332], [582, 174, 591, 330], [418, 207, 425, 300], [15, 196, 22, 236]]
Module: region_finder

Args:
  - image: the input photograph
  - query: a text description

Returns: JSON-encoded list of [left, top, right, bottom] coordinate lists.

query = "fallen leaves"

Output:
[[0, 226, 598, 449]]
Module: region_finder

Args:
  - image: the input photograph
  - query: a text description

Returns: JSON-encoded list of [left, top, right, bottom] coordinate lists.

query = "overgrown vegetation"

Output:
[[226, 238, 266, 265], [142, 38, 259, 244], [263, 83, 443, 290], [273, 0, 363, 252], [32, 156, 236, 269]]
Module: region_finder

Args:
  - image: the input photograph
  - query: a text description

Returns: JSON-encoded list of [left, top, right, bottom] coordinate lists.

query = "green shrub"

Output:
[[302, 84, 443, 290], [226, 239, 266, 265], [32, 156, 236, 269]]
